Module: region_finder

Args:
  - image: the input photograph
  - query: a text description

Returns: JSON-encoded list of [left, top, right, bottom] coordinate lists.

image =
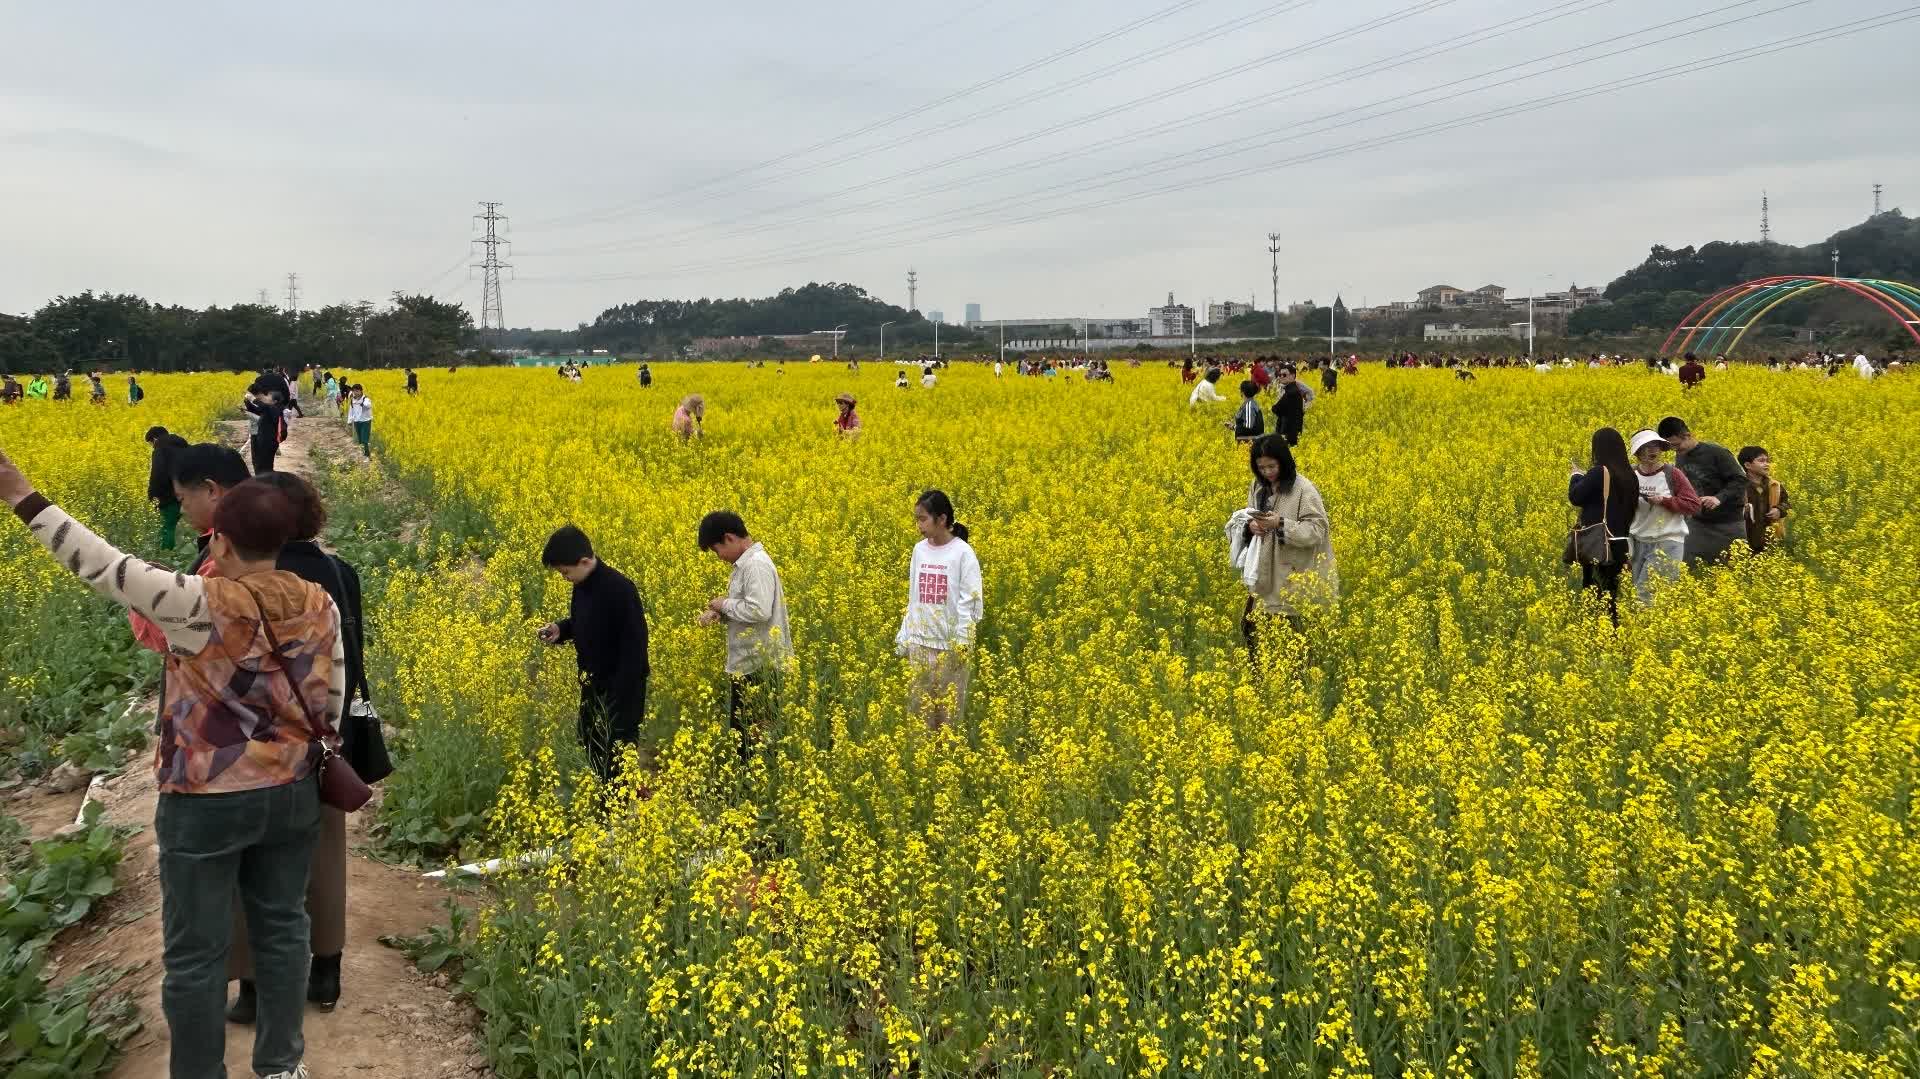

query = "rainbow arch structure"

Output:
[[1662, 276, 1920, 356]]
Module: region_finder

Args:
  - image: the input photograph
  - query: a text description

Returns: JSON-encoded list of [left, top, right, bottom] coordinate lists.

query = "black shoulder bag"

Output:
[[324, 556, 394, 785]]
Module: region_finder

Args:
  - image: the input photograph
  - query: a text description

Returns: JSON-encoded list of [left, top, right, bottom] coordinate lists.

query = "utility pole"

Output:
[[907, 268, 918, 314], [1760, 192, 1771, 244], [1831, 245, 1840, 279], [257, 288, 271, 306], [1873, 183, 1883, 215], [473, 201, 511, 348], [284, 273, 300, 315], [1268, 232, 1282, 340]]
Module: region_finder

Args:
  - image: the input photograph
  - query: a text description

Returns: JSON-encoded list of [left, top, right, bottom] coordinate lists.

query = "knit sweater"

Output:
[[15, 493, 344, 794]]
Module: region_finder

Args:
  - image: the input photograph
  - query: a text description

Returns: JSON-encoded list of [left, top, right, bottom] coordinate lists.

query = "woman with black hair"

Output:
[[895, 490, 984, 729], [1237, 435, 1336, 666], [226, 472, 387, 1023], [1567, 426, 1638, 623]]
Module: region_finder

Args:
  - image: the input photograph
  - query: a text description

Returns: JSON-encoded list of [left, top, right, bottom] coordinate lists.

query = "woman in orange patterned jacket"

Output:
[[0, 448, 342, 1079]]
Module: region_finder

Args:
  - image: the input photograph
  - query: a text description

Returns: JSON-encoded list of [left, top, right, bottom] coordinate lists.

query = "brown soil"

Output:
[[41, 411, 493, 1079]]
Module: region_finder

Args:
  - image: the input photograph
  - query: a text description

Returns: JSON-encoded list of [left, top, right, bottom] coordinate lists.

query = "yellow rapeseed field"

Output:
[[6, 362, 1918, 1076]]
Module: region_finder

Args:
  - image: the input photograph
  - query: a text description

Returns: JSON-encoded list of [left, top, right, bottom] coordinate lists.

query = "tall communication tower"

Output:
[[1760, 192, 1771, 244], [1267, 232, 1282, 340], [285, 273, 301, 314], [1874, 183, 1884, 215], [907, 268, 919, 314], [473, 201, 511, 344]]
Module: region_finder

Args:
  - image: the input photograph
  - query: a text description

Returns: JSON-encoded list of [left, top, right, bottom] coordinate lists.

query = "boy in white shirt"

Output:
[[894, 490, 983, 730], [697, 511, 792, 759]]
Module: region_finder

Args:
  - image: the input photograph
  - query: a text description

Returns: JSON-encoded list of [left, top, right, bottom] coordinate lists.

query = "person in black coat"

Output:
[[1271, 365, 1307, 446], [242, 385, 286, 476], [536, 525, 651, 782], [1567, 427, 1638, 624]]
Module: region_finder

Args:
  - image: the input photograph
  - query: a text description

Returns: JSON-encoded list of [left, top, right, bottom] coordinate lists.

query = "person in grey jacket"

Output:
[[1656, 416, 1747, 566], [1239, 435, 1337, 665], [697, 511, 792, 759]]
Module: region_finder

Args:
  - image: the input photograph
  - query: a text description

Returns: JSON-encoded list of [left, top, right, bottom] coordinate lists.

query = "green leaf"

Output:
[[9, 1017, 41, 1050], [42, 1004, 84, 1047]]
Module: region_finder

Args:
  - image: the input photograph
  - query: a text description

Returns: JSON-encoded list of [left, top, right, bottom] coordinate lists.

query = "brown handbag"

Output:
[[1564, 466, 1618, 566], [241, 583, 372, 812]]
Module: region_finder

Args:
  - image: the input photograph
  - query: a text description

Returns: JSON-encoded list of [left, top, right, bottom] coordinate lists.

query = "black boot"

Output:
[[307, 953, 341, 1011], [226, 979, 257, 1024]]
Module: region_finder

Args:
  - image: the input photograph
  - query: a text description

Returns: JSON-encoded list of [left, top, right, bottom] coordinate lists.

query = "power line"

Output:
[[528, 6, 1915, 287], [538, 0, 1816, 278], [472, 202, 511, 344], [524, 0, 1487, 258], [524, 0, 1214, 230]]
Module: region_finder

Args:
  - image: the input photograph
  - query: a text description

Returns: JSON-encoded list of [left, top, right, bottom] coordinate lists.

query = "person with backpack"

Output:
[[1230, 380, 1264, 442], [1625, 429, 1702, 604], [128, 373, 146, 405], [1567, 427, 1638, 623]]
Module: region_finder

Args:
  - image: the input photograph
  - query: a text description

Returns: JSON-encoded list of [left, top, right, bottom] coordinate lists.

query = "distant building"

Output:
[[1287, 299, 1318, 317], [1148, 292, 1196, 337], [964, 303, 982, 324], [1206, 300, 1256, 326], [1417, 284, 1465, 307], [928, 310, 944, 324], [1424, 322, 1527, 343], [1473, 284, 1506, 303]]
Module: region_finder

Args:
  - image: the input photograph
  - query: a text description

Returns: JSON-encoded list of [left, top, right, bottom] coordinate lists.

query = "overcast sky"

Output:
[[3, 0, 1913, 327]]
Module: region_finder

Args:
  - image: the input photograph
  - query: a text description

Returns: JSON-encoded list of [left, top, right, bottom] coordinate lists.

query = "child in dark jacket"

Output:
[[1230, 380, 1264, 442], [1739, 446, 1791, 552]]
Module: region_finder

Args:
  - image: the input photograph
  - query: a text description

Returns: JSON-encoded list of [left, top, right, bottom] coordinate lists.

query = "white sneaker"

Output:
[[259, 1065, 309, 1079]]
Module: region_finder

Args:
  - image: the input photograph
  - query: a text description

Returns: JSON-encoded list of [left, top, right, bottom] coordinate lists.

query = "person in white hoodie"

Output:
[[1626, 428, 1702, 604], [894, 490, 983, 730]]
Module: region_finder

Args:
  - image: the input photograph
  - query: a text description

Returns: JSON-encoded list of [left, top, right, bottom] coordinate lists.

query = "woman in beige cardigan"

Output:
[[1239, 434, 1337, 665]]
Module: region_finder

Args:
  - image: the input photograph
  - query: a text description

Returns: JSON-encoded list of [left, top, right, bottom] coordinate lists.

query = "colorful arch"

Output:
[[1662, 276, 1920, 356]]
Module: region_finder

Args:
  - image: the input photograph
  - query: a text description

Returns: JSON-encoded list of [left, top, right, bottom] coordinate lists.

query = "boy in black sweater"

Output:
[[537, 526, 651, 782]]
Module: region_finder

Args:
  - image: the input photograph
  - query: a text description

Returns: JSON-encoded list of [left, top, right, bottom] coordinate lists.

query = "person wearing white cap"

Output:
[[1626, 429, 1702, 604]]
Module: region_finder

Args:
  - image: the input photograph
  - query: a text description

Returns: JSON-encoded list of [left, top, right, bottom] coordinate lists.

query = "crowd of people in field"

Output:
[[0, 342, 1900, 1077]]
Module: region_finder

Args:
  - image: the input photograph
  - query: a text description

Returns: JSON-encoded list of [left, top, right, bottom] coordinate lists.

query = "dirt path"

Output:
[[34, 410, 493, 1079]]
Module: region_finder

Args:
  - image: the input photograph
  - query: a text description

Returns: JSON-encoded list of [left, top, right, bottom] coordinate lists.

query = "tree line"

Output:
[[0, 291, 475, 374]]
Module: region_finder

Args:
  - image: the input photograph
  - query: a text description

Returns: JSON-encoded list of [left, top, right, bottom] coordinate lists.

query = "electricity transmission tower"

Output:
[[1760, 193, 1770, 244], [1874, 183, 1883, 215], [907, 268, 918, 313], [1267, 232, 1282, 340], [285, 273, 300, 314], [473, 201, 511, 346], [257, 289, 270, 306]]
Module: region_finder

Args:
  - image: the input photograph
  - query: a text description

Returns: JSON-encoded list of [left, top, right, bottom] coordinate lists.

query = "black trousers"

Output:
[[728, 673, 775, 762], [249, 438, 277, 476], [578, 680, 645, 783], [1580, 540, 1630, 624]]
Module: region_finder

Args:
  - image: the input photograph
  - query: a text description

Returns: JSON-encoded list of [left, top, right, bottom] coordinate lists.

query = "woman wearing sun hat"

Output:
[[833, 393, 861, 437]]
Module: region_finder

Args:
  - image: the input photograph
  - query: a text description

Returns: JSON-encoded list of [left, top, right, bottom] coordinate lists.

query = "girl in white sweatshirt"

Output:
[[894, 490, 983, 729]]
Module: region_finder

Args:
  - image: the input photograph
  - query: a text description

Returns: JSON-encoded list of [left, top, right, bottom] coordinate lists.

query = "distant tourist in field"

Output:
[[346, 384, 373, 459], [243, 385, 287, 475], [1625, 429, 1701, 605], [696, 511, 791, 759], [537, 525, 651, 782], [226, 471, 387, 1025], [1249, 358, 1271, 395], [1182, 357, 1197, 384], [1656, 416, 1746, 566], [25, 373, 49, 400], [0, 375, 19, 404], [52, 371, 71, 400], [921, 365, 937, 389], [405, 367, 419, 395], [0, 451, 343, 1079], [896, 371, 910, 389], [1189, 367, 1223, 406], [1739, 446, 1790, 553], [1319, 356, 1339, 394], [895, 490, 983, 730], [88, 371, 107, 405], [144, 426, 190, 550], [1271, 365, 1307, 446], [1678, 353, 1707, 389], [833, 393, 861, 437], [1232, 434, 1336, 666], [324, 373, 340, 412], [993, 360, 1004, 378], [1567, 427, 1637, 623], [1231, 380, 1264, 442], [672, 394, 705, 440], [127, 373, 145, 406], [636, 363, 651, 389]]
